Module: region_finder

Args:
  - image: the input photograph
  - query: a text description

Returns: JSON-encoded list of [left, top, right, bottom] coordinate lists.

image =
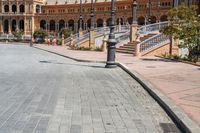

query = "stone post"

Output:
[[61, 34, 65, 46], [130, 24, 137, 42], [79, 30, 83, 38], [69, 33, 74, 47], [134, 42, 141, 57], [89, 30, 95, 49], [101, 34, 107, 52]]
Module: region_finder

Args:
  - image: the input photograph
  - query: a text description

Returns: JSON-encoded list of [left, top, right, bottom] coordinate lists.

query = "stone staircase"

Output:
[[116, 33, 157, 55]]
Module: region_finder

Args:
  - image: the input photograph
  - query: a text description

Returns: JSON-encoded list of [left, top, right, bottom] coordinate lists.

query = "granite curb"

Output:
[[33, 45, 200, 133]]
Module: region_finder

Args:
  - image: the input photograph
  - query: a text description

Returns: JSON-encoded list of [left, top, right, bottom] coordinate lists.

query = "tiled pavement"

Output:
[[33, 44, 200, 128], [0, 44, 180, 133]]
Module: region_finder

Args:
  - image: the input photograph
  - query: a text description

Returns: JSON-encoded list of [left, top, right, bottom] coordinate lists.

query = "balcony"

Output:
[[0, 12, 25, 16]]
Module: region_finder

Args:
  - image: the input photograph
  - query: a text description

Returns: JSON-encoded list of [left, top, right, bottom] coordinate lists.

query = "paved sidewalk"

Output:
[[0, 44, 180, 133], [34, 44, 200, 127]]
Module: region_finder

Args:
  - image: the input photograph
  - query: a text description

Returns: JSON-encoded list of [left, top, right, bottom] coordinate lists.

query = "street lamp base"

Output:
[[105, 62, 117, 68]]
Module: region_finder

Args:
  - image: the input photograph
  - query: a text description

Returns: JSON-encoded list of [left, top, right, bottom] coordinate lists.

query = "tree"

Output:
[[160, 4, 200, 61], [33, 29, 48, 43], [60, 28, 72, 39]]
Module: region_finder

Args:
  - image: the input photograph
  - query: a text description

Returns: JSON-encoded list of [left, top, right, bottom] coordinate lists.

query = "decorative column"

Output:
[[105, 0, 117, 68], [130, 0, 137, 42], [8, 19, 11, 34], [118, 18, 121, 31], [0, 19, 3, 33], [79, 0, 83, 38], [65, 22, 68, 28], [89, 0, 95, 49]]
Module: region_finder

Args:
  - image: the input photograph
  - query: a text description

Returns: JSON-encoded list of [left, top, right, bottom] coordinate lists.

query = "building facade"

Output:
[[0, 0, 174, 35]]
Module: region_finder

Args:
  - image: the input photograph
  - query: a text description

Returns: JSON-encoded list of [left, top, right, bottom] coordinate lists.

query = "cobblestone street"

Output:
[[0, 44, 180, 133]]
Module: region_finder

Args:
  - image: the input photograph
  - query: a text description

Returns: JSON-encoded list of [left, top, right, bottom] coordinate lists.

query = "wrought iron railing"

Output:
[[140, 33, 170, 55]]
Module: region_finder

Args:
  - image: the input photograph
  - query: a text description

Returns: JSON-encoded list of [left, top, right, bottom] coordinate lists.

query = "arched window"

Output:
[[20, 4, 25, 13], [12, 5, 17, 13], [36, 5, 40, 13], [4, 5, 9, 12]]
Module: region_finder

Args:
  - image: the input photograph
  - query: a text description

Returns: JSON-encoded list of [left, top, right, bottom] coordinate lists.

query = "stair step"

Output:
[[120, 45, 135, 49], [116, 49, 135, 54], [117, 47, 135, 51]]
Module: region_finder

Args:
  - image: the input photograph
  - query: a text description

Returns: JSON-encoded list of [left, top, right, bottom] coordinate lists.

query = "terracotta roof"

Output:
[[43, 0, 126, 5]]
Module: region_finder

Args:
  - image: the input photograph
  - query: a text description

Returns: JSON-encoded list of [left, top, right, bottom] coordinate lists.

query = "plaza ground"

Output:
[[0, 44, 181, 133], [33, 44, 200, 128]]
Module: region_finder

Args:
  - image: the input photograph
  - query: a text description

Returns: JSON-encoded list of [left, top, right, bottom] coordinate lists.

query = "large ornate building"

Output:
[[0, 0, 198, 36]]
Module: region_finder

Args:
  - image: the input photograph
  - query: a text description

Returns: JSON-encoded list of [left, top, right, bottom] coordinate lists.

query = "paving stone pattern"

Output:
[[0, 44, 180, 133]]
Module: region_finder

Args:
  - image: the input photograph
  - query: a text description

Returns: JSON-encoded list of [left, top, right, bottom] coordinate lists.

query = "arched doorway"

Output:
[[137, 16, 145, 25], [4, 5, 9, 12], [97, 19, 103, 27], [50, 20, 56, 31], [19, 20, 24, 31], [87, 19, 91, 29], [19, 4, 25, 13], [116, 18, 123, 25], [106, 18, 112, 26], [59, 20, 65, 31], [4, 20, 9, 33], [127, 17, 132, 25], [77, 19, 84, 30], [12, 20, 17, 32], [150, 16, 157, 24], [68, 19, 74, 31], [40, 20, 46, 29], [160, 15, 168, 22], [12, 5, 17, 13]]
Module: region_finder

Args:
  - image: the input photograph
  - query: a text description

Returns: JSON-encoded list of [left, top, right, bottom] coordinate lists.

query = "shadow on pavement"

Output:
[[39, 60, 105, 69]]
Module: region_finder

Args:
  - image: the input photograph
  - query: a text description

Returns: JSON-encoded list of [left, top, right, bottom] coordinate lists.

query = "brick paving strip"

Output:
[[33, 44, 200, 132]]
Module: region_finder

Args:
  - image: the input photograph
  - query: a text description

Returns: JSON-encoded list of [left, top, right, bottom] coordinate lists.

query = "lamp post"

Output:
[[157, 1, 160, 23], [130, 0, 137, 42], [105, 0, 117, 68], [132, 0, 137, 24], [30, 18, 33, 47], [90, 0, 94, 30], [89, 0, 95, 49], [79, 0, 83, 37], [147, 0, 151, 24]]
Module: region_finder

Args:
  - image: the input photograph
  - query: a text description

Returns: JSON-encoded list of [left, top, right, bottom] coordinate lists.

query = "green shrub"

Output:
[[12, 30, 24, 41], [33, 29, 48, 43], [60, 28, 72, 39]]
